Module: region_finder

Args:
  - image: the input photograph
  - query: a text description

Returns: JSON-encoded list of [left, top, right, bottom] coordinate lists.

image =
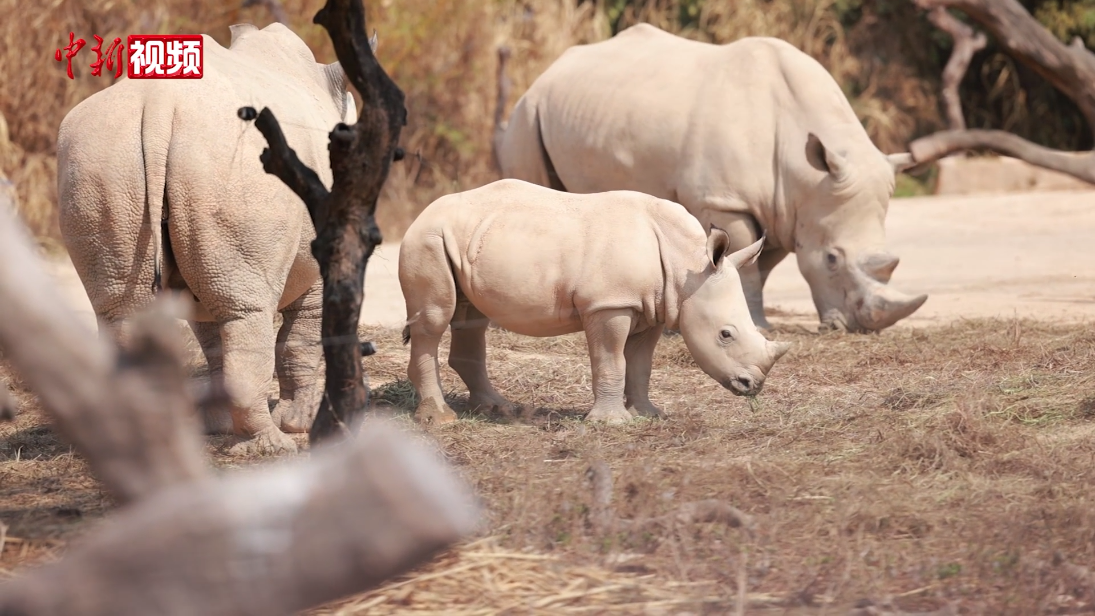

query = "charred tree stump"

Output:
[[242, 0, 406, 446]]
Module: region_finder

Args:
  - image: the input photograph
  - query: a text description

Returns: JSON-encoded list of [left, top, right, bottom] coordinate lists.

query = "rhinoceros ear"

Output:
[[229, 24, 258, 47], [727, 234, 766, 270], [706, 224, 732, 267], [806, 133, 851, 183]]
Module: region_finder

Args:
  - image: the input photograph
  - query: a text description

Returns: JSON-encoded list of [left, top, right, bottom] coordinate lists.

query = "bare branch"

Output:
[[908, 129, 1095, 185], [242, 0, 289, 25], [492, 46, 513, 173], [927, 7, 986, 131], [0, 420, 479, 616], [0, 192, 207, 504], [913, 0, 1095, 140]]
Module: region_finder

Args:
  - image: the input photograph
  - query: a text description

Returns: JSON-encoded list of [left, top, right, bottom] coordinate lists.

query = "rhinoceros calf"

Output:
[[497, 24, 927, 333], [399, 179, 790, 424], [56, 24, 358, 454]]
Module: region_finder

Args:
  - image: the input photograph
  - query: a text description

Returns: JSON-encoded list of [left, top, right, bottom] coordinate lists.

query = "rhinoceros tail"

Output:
[[402, 325, 411, 346], [141, 102, 171, 296], [535, 109, 567, 193]]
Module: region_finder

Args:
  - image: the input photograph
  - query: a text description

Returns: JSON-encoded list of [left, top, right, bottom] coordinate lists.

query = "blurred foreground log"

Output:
[[244, 0, 406, 446], [0, 422, 478, 616], [0, 183, 206, 505], [906, 0, 1095, 186], [0, 189, 477, 614]]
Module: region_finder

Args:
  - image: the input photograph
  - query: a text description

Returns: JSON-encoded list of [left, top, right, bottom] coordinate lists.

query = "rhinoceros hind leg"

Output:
[[448, 302, 517, 416], [221, 312, 297, 454], [583, 309, 634, 425], [407, 325, 458, 426], [271, 280, 324, 433], [624, 325, 666, 419], [191, 321, 233, 435]]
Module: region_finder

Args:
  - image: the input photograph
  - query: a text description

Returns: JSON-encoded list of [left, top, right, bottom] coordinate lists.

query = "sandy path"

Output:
[[45, 189, 1095, 332]]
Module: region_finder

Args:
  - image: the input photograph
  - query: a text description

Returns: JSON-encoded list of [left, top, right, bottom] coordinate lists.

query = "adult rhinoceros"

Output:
[[496, 23, 926, 333], [57, 23, 358, 454]]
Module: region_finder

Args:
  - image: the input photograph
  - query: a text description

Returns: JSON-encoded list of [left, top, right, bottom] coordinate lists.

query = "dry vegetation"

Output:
[[5, 317, 1095, 613], [8, 0, 1095, 244]]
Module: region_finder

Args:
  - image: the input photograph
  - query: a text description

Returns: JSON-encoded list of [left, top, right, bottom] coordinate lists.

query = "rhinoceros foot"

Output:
[[586, 404, 634, 425], [272, 398, 320, 434], [627, 401, 666, 419], [415, 397, 458, 425], [228, 426, 298, 456]]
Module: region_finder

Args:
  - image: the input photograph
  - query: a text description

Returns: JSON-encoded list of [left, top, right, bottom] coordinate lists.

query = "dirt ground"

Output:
[[6, 189, 1095, 614]]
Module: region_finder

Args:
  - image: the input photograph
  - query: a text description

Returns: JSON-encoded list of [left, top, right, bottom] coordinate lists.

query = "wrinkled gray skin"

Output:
[[497, 24, 927, 333], [56, 23, 358, 455], [399, 179, 791, 425]]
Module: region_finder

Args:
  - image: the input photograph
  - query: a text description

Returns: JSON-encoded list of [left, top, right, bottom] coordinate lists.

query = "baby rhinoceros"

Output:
[[399, 179, 791, 425]]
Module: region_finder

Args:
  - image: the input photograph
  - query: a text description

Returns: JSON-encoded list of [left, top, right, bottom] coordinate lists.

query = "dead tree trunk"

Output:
[[242, 0, 406, 445], [927, 6, 986, 131], [906, 0, 1095, 184], [492, 46, 512, 173], [0, 189, 477, 615]]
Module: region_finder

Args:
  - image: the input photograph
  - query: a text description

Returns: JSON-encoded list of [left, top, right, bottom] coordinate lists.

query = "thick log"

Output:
[[927, 7, 986, 131], [913, 0, 1095, 141], [0, 420, 479, 616], [0, 190, 207, 505]]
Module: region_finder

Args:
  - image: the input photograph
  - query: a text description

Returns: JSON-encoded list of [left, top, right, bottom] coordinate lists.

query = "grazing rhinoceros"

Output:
[[496, 24, 927, 333], [399, 179, 791, 425], [56, 23, 359, 454]]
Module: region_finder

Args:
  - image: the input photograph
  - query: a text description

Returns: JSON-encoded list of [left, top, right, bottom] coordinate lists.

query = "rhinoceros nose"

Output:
[[726, 374, 760, 396]]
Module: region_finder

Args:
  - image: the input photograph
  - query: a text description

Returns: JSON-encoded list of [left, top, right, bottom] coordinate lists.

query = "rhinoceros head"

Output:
[[795, 134, 927, 333], [679, 229, 791, 397]]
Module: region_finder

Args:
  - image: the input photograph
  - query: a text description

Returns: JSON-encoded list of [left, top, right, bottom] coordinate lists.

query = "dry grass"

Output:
[[5, 317, 1095, 613]]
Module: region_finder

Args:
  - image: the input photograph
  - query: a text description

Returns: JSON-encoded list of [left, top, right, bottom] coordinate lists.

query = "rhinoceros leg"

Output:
[[583, 309, 635, 425], [191, 321, 233, 435], [448, 302, 517, 416], [221, 313, 297, 455], [271, 280, 324, 433], [624, 324, 665, 419]]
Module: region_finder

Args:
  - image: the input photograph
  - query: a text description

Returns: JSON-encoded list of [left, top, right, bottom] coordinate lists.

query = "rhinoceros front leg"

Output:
[[624, 324, 665, 419], [221, 312, 297, 455], [583, 309, 634, 425], [191, 321, 233, 435], [271, 280, 325, 433], [448, 302, 518, 416]]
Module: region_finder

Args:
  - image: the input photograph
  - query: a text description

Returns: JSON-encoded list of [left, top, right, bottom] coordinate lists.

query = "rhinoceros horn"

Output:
[[767, 340, 791, 363], [857, 284, 928, 331], [860, 252, 900, 284]]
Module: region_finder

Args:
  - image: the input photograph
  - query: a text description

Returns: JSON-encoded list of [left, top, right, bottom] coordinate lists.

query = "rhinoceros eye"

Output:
[[826, 252, 838, 265], [720, 329, 734, 340]]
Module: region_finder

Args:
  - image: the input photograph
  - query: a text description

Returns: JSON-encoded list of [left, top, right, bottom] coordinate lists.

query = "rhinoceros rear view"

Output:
[[497, 24, 926, 333]]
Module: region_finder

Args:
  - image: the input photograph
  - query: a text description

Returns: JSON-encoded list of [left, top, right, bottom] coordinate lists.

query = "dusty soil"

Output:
[[6, 189, 1095, 614]]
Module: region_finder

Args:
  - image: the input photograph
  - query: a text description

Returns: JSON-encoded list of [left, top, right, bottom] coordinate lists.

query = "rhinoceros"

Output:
[[496, 24, 926, 333], [399, 179, 791, 425], [56, 23, 360, 454]]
